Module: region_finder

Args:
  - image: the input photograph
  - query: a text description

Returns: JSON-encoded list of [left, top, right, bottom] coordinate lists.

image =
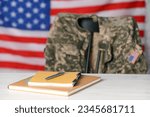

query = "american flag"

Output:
[[0, 0, 146, 71], [128, 49, 141, 64]]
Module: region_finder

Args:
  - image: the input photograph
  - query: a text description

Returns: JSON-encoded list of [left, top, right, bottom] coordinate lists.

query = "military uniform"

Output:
[[44, 13, 148, 73]]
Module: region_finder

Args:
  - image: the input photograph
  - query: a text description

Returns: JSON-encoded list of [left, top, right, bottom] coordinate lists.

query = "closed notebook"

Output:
[[28, 71, 79, 87], [8, 75, 100, 96]]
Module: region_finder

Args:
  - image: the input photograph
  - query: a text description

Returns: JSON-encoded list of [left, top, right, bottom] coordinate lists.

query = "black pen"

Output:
[[72, 72, 82, 86], [45, 71, 65, 80]]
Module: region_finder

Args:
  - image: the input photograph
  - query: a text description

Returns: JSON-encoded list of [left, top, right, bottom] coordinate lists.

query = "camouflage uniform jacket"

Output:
[[44, 13, 148, 73]]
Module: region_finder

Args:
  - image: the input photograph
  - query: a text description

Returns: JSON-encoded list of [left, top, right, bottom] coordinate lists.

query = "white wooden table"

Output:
[[0, 73, 150, 100]]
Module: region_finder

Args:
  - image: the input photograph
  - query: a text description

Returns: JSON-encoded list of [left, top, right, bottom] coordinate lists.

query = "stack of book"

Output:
[[8, 71, 100, 96]]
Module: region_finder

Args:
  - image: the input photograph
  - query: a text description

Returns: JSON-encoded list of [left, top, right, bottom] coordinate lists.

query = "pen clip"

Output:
[[72, 72, 82, 86]]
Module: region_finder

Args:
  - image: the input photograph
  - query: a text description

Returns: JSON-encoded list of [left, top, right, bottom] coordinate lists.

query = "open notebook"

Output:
[[8, 75, 100, 96]]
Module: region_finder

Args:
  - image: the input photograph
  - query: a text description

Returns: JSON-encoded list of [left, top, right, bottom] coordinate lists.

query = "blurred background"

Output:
[[0, 0, 149, 73], [146, 0, 150, 73]]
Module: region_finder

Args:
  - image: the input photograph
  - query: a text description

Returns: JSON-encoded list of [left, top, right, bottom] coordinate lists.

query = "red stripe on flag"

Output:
[[0, 47, 44, 58], [0, 62, 44, 70], [51, 1, 145, 15], [0, 34, 46, 44], [142, 45, 145, 51], [139, 30, 144, 37], [133, 16, 145, 23]]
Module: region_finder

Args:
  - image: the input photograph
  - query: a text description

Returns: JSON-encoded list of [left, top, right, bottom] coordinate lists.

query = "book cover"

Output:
[[28, 71, 79, 87], [8, 75, 100, 96]]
